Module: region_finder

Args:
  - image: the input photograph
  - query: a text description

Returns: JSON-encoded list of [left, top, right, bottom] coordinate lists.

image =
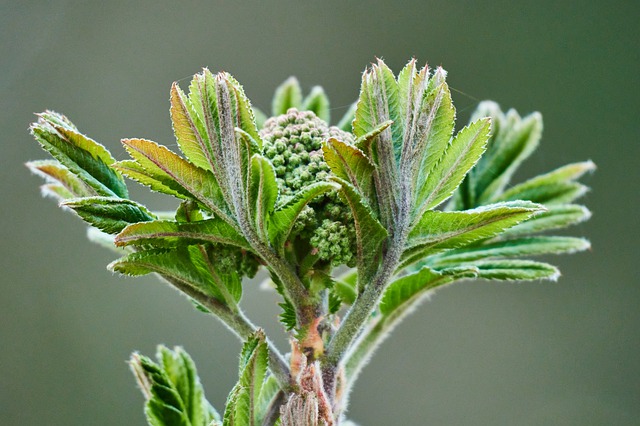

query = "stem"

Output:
[[321, 236, 405, 401], [261, 390, 286, 426], [158, 274, 292, 390]]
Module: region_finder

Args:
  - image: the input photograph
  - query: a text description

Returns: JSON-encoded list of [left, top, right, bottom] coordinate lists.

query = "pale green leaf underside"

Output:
[[428, 236, 591, 266]]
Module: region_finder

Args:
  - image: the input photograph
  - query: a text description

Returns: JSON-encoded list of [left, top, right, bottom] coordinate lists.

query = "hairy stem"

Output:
[[159, 274, 293, 390]]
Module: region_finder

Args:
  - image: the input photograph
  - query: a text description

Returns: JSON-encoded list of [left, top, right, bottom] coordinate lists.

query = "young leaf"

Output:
[[118, 138, 232, 222], [115, 219, 250, 250], [403, 201, 543, 267], [428, 236, 591, 266], [399, 65, 456, 203], [30, 112, 128, 198], [129, 346, 219, 426], [323, 138, 376, 206], [414, 117, 491, 215], [62, 196, 156, 234], [272, 76, 303, 116], [170, 82, 214, 171], [301, 85, 330, 123], [352, 59, 401, 228]]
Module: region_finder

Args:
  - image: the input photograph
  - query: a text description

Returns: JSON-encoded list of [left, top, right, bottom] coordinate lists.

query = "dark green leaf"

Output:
[[62, 196, 156, 234], [30, 111, 128, 198]]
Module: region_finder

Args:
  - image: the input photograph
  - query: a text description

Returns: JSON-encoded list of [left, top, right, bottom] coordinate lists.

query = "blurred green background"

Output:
[[2, 1, 638, 424]]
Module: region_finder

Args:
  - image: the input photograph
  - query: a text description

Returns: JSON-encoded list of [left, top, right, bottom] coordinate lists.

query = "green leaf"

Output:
[[113, 159, 190, 199], [353, 119, 393, 155], [336, 102, 357, 132], [380, 266, 476, 316], [352, 59, 400, 227], [248, 155, 278, 241], [333, 273, 358, 306], [323, 138, 376, 206], [129, 346, 219, 426], [301, 85, 330, 123], [254, 375, 280, 424], [469, 102, 543, 205], [278, 300, 297, 331], [117, 138, 232, 222], [415, 117, 491, 214], [495, 160, 595, 205], [499, 204, 591, 237], [26, 159, 97, 199], [399, 65, 456, 203], [332, 177, 388, 291], [109, 248, 226, 303], [470, 259, 560, 281], [62, 196, 156, 234], [238, 331, 268, 422], [272, 76, 302, 116], [428, 236, 591, 266], [30, 111, 128, 198], [267, 181, 339, 251], [222, 386, 250, 426], [403, 201, 543, 267], [115, 219, 249, 250]]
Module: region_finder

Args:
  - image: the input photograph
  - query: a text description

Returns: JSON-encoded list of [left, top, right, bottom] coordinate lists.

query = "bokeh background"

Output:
[[2, 1, 638, 424]]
